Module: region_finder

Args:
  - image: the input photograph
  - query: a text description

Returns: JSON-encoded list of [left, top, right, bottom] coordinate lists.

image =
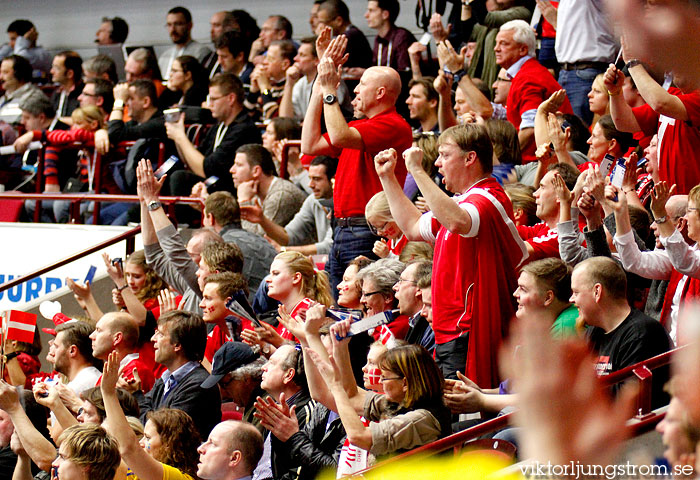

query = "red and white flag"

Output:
[[4, 310, 37, 343]]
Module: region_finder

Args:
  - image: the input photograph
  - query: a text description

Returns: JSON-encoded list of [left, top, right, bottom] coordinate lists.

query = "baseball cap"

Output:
[[201, 341, 260, 389]]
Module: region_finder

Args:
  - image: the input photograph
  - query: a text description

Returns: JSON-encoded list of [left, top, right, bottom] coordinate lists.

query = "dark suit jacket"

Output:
[[135, 363, 221, 439]]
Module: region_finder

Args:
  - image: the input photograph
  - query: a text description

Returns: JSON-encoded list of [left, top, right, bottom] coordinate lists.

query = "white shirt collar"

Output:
[[506, 55, 533, 80]]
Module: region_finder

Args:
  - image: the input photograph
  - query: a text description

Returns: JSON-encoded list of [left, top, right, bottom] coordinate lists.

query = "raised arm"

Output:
[[0, 381, 56, 472], [622, 35, 687, 120], [605, 64, 642, 133], [165, 114, 206, 177], [374, 149, 425, 240], [434, 72, 458, 132], [102, 351, 164, 480]]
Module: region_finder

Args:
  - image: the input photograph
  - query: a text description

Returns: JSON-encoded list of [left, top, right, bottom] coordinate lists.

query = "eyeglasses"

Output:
[[395, 278, 417, 286], [361, 290, 384, 298], [208, 95, 227, 103], [379, 376, 403, 383], [368, 221, 389, 236], [688, 207, 698, 214]]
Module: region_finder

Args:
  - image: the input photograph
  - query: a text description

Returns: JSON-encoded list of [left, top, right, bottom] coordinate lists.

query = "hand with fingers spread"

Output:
[[66, 277, 91, 302], [102, 252, 124, 285], [256, 321, 285, 348], [277, 304, 306, 343], [650, 181, 677, 221], [436, 40, 465, 73], [158, 289, 178, 315], [429, 13, 451, 43], [323, 35, 349, 68], [254, 393, 299, 441], [117, 367, 142, 393]]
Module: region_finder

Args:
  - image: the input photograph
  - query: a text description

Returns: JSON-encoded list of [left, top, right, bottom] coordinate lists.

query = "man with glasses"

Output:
[[165, 73, 261, 198], [158, 6, 211, 80], [78, 78, 113, 120], [394, 260, 435, 353]]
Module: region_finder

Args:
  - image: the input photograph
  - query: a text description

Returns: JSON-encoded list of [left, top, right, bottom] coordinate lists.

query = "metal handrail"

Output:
[[1, 193, 204, 224], [352, 345, 679, 476], [0, 226, 141, 294]]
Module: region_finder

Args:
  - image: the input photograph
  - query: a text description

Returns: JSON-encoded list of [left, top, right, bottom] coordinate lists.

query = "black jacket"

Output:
[[134, 363, 221, 439], [270, 389, 317, 480], [283, 404, 347, 480]]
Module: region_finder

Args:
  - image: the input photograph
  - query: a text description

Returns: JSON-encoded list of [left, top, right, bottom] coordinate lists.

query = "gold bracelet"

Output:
[[607, 89, 621, 97]]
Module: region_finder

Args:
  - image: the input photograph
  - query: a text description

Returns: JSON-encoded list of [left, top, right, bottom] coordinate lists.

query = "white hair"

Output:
[[499, 19, 536, 57]]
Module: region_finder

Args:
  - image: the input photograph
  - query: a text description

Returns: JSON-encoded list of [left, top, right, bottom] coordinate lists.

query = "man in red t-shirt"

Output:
[[495, 20, 572, 163], [375, 124, 528, 387], [301, 36, 412, 296], [90, 312, 155, 393], [606, 60, 700, 195]]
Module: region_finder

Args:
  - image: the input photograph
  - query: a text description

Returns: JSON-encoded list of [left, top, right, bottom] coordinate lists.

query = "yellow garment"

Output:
[[121, 463, 194, 480]]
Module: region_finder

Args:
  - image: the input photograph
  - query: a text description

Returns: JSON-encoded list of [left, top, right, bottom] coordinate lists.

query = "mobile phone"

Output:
[[610, 157, 627, 188], [204, 176, 219, 190], [154, 156, 180, 180], [112, 257, 123, 270], [163, 108, 181, 123], [84, 265, 97, 285], [600, 153, 616, 177]]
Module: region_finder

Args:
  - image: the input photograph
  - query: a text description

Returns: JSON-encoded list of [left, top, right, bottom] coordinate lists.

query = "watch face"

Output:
[[324, 94, 336, 104]]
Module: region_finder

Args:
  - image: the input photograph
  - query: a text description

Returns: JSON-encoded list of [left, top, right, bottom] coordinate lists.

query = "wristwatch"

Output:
[[625, 59, 642, 70], [147, 200, 162, 211], [323, 93, 337, 105], [113, 99, 124, 109], [452, 68, 467, 83], [654, 215, 668, 224]]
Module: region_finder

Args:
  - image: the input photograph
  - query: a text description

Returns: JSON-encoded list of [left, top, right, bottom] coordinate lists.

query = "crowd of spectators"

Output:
[[2, 0, 700, 478]]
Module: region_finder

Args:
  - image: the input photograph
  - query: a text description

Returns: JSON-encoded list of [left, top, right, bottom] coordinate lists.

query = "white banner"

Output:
[[0, 222, 142, 310]]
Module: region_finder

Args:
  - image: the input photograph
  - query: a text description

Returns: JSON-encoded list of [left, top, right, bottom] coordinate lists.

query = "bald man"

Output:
[[302, 51, 413, 296], [90, 312, 156, 393]]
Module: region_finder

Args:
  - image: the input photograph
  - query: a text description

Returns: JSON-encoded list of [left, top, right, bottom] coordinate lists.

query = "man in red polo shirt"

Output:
[[495, 19, 572, 163], [375, 124, 528, 387], [301, 36, 412, 296]]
